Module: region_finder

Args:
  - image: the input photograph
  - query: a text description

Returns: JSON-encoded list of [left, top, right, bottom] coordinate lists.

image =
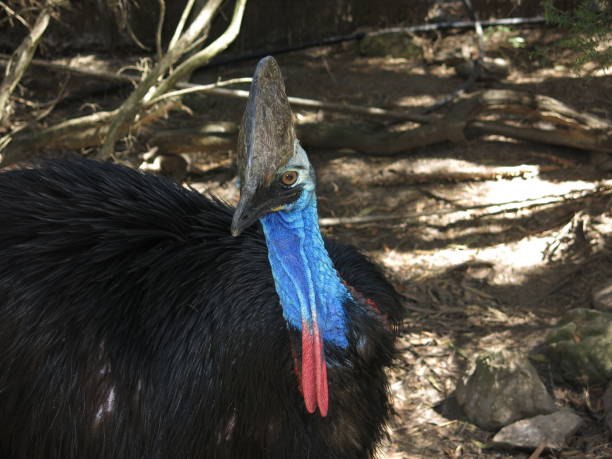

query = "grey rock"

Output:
[[491, 409, 583, 450], [455, 349, 556, 431], [544, 308, 612, 384], [454, 57, 511, 81], [593, 280, 612, 312]]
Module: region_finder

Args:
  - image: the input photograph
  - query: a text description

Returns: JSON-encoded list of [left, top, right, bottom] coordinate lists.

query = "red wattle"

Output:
[[301, 324, 316, 414], [312, 322, 329, 416], [300, 322, 329, 417], [301, 322, 329, 416]]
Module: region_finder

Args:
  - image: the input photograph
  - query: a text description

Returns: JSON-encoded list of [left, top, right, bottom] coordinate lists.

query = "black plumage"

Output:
[[0, 159, 404, 459]]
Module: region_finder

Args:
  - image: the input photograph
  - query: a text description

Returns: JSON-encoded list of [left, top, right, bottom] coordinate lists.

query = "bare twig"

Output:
[[125, 22, 149, 51], [0, 1, 31, 29], [318, 185, 612, 226], [108, 0, 149, 51], [0, 3, 51, 124], [147, 77, 252, 105], [156, 0, 166, 61], [168, 0, 196, 51], [32, 73, 70, 121], [99, 0, 226, 158], [184, 23, 213, 56], [528, 442, 546, 459], [151, 0, 248, 99]]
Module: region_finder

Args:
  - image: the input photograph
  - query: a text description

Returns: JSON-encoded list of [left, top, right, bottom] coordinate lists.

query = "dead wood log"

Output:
[[146, 119, 460, 156], [2, 78, 610, 167], [311, 89, 612, 155], [149, 89, 612, 156], [148, 122, 237, 154]]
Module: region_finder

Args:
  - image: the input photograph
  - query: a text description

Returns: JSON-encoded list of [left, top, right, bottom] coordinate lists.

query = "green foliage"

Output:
[[543, 0, 612, 72]]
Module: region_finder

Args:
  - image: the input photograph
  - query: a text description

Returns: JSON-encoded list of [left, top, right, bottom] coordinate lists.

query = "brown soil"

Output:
[[7, 24, 612, 458]]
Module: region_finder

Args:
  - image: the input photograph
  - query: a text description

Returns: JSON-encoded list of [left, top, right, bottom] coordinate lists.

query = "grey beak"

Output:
[[231, 56, 296, 237], [230, 193, 255, 237]]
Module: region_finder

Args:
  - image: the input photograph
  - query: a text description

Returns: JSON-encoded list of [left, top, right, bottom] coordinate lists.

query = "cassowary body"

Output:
[[0, 57, 403, 459]]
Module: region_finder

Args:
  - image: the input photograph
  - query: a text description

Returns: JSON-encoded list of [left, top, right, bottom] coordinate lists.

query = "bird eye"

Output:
[[280, 170, 298, 186]]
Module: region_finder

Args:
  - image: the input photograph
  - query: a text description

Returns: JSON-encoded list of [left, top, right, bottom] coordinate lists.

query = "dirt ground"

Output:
[[8, 23, 612, 458]]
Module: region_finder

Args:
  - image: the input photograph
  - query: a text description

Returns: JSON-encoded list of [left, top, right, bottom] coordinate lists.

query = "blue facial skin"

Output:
[[259, 185, 350, 348]]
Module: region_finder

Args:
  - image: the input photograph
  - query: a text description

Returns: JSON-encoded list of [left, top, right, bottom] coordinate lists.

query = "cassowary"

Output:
[[0, 56, 404, 459]]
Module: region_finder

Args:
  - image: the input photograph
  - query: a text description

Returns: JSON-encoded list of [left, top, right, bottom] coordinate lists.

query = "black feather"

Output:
[[0, 159, 404, 459]]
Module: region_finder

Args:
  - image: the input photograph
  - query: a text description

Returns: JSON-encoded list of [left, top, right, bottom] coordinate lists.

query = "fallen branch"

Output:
[[467, 119, 612, 153], [1, 57, 610, 165], [0, 53, 137, 84], [148, 122, 237, 154], [0, 100, 178, 166], [0, 79, 249, 167], [465, 89, 610, 129], [0, 55, 435, 124], [300, 90, 612, 154], [144, 86, 612, 157], [304, 90, 612, 154], [318, 185, 612, 226], [146, 119, 454, 156], [359, 166, 556, 187]]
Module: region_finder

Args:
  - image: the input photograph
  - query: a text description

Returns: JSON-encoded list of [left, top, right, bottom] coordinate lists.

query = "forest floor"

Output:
[[7, 23, 612, 458]]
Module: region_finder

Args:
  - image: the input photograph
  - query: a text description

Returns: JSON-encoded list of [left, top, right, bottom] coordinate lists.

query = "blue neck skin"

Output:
[[260, 190, 350, 348]]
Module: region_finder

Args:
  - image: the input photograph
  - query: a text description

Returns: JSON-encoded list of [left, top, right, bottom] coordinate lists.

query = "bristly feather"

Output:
[[0, 159, 405, 458]]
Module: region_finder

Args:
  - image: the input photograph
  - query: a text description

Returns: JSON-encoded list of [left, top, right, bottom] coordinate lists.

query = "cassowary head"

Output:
[[231, 56, 315, 237], [230, 57, 349, 418]]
